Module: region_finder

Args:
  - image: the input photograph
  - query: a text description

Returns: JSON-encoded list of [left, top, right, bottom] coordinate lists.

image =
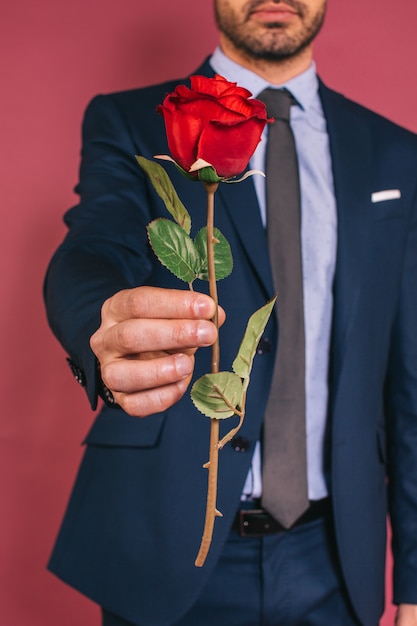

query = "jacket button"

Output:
[[66, 357, 86, 387], [230, 436, 250, 452], [257, 337, 272, 355]]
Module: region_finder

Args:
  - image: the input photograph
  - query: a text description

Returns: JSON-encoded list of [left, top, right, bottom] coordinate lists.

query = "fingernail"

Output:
[[197, 321, 215, 345], [193, 296, 213, 318], [174, 353, 193, 378]]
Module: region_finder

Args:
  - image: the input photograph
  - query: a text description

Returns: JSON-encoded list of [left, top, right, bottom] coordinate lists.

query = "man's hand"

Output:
[[396, 604, 417, 626], [90, 286, 224, 417]]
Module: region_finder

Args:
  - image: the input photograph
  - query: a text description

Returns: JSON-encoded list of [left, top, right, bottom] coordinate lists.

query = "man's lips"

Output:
[[250, 3, 299, 21]]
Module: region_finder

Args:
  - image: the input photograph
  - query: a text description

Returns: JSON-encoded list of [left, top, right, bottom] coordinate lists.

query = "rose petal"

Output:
[[189, 158, 214, 172], [197, 118, 267, 178], [190, 75, 253, 100], [158, 108, 202, 171]]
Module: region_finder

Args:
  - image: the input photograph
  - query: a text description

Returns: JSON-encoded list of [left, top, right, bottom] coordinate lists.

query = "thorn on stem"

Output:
[[203, 462, 210, 469], [215, 509, 223, 518]]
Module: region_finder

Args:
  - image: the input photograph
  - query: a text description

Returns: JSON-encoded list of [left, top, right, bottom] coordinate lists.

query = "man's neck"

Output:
[[219, 36, 313, 85]]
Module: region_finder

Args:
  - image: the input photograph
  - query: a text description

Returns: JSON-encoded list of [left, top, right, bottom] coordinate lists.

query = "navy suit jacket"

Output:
[[45, 59, 417, 626]]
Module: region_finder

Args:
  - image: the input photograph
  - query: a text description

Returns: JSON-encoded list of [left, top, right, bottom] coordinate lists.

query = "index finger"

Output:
[[104, 286, 217, 323]]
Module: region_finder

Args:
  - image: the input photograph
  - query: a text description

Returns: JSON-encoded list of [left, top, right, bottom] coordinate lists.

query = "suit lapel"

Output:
[[319, 82, 373, 396]]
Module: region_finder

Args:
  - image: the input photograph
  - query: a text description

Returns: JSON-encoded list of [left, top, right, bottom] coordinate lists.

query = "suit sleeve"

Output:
[[44, 94, 154, 408], [386, 181, 417, 603]]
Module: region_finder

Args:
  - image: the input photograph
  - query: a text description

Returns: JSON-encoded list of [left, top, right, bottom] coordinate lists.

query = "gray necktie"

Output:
[[258, 88, 309, 528]]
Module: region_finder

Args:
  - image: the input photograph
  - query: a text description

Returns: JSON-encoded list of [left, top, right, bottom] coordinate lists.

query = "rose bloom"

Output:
[[157, 74, 272, 180]]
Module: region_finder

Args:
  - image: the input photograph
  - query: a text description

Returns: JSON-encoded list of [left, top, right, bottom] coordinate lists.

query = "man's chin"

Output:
[[241, 34, 303, 60]]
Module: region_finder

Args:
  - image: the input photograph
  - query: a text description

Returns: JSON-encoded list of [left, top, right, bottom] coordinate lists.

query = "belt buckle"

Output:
[[238, 509, 284, 537]]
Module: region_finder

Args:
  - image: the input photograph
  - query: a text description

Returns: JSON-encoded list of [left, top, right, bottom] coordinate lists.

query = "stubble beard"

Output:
[[215, 0, 327, 62]]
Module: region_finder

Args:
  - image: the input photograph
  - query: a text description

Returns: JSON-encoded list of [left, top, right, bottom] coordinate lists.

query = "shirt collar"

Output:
[[209, 45, 320, 114]]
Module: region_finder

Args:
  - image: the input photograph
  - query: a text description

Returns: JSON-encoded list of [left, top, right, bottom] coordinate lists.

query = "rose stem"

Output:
[[195, 181, 221, 568], [205, 181, 220, 371]]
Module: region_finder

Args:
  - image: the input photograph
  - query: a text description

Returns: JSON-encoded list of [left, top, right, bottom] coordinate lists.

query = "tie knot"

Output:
[[257, 88, 295, 122]]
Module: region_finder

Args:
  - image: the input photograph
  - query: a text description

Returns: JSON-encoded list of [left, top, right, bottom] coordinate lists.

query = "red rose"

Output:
[[157, 74, 272, 181]]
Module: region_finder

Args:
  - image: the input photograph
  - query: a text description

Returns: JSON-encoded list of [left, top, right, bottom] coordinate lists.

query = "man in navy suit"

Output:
[[44, 1, 417, 624]]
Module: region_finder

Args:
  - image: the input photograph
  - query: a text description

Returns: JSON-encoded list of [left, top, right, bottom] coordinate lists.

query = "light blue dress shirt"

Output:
[[210, 47, 337, 501]]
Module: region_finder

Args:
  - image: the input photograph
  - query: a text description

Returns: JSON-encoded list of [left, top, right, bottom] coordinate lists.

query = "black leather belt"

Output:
[[233, 498, 331, 537]]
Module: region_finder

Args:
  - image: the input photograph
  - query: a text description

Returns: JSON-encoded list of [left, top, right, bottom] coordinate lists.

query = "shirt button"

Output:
[[230, 436, 250, 452], [257, 337, 272, 355]]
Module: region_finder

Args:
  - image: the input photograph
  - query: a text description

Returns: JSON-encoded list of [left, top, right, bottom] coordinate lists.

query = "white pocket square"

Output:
[[371, 189, 401, 203]]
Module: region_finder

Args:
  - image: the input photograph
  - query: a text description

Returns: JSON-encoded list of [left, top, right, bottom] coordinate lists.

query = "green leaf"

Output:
[[191, 372, 244, 419], [232, 298, 276, 380], [197, 165, 223, 183], [136, 156, 191, 234], [147, 218, 201, 283], [194, 227, 233, 281]]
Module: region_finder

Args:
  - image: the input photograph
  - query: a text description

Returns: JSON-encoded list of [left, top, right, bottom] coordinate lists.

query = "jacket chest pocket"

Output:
[[371, 196, 403, 221]]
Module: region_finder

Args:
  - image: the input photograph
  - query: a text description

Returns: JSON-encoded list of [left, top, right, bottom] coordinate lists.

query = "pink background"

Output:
[[1, 1, 416, 624]]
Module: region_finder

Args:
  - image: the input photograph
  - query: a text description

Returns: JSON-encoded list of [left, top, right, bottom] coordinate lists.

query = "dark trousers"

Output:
[[102, 516, 366, 626]]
